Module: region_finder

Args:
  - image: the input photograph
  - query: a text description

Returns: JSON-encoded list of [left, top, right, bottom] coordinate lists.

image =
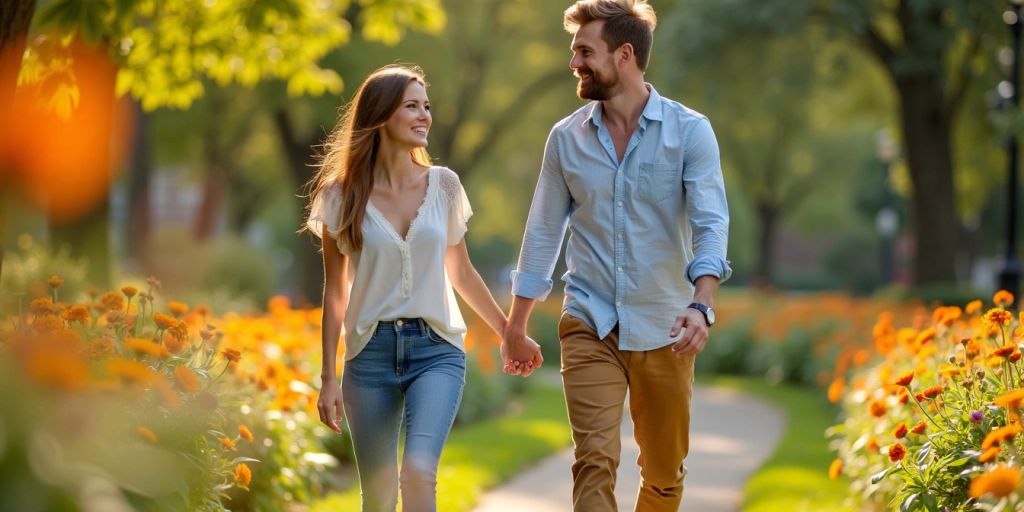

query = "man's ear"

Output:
[[616, 43, 635, 68]]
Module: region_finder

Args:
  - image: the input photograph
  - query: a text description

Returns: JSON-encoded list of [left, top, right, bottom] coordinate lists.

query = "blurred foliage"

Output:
[[23, 0, 446, 110]]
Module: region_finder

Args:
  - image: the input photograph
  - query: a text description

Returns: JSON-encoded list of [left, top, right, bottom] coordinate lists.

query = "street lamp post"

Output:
[[999, 0, 1024, 300]]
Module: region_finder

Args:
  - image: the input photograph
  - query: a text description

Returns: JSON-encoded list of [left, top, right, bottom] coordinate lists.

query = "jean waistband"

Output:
[[376, 318, 429, 333]]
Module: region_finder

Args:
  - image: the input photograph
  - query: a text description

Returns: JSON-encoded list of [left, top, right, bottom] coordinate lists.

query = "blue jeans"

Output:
[[342, 318, 466, 512]]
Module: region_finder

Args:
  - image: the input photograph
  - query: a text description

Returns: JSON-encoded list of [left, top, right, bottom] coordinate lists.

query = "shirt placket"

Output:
[[611, 124, 646, 348]]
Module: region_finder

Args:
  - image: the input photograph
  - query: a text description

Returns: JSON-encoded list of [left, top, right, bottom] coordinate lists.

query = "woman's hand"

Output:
[[317, 379, 345, 433]]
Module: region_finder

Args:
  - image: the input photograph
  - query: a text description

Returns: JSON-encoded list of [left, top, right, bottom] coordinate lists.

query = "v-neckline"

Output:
[[366, 167, 434, 244]]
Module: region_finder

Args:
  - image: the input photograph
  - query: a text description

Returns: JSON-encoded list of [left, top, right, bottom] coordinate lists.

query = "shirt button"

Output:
[[617, 266, 623, 272], [617, 201, 623, 207], [616, 301, 622, 307]]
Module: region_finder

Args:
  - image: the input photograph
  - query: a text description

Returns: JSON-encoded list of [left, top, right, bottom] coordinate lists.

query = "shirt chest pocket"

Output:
[[638, 162, 679, 203]]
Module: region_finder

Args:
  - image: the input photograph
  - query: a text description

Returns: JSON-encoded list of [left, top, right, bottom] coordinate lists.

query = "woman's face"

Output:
[[381, 80, 431, 149]]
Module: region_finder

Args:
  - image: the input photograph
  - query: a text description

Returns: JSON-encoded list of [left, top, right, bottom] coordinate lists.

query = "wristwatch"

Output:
[[687, 303, 715, 327]]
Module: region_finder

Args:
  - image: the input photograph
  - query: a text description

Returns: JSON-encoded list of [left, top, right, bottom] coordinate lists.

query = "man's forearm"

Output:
[[692, 275, 720, 307], [507, 295, 539, 332]]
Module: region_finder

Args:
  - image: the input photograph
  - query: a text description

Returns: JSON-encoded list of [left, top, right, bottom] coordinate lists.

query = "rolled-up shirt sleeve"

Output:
[[683, 117, 732, 284], [511, 128, 571, 301]]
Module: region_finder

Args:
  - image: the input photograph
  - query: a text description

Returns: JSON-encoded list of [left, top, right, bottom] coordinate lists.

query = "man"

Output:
[[500, 1, 731, 510]]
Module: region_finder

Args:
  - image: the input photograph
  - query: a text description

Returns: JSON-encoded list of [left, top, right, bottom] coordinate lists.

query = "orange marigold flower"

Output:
[[995, 389, 1024, 410], [124, 337, 171, 359], [982, 424, 1023, 450], [195, 304, 211, 316], [828, 459, 843, 480], [234, 463, 252, 487], [866, 438, 880, 453], [99, 292, 125, 312], [984, 308, 1014, 328], [167, 302, 189, 316], [173, 365, 200, 395], [893, 423, 909, 439], [121, 286, 138, 298], [167, 320, 188, 342], [222, 348, 242, 364], [30, 297, 56, 316], [869, 399, 888, 418], [1013, 351, 1023, 363], [966, 300, 983, 315], [47, 275, 63, 288], [62, 304, 90, 324], [153, 313, 177, 330], [239, 425, 254, 443], [894, 372, 914, 387], [105, 357, 157, 384], [897, 388, 910, 404], [136, 426, 158, 444], [911, 421, 927, 434], [980, 447, 1002, 463], [33, 315, 63, 333], [969, 465, 1021, 499], [994, 290, 1015, 307], [915, 328, 937, 346], [163, 333, 188, 354], [220, 437, 237, 450], [888, 443, 907, 463], [827, 378, 844, 403], [994, 344, 1017, 358], [921, 385, 944, 399]]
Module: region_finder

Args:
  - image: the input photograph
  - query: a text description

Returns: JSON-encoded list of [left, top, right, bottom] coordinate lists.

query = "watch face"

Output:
[[706, 307, 716, 325]]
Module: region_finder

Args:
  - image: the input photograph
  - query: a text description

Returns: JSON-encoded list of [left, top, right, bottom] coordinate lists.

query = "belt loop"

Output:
[[416, 318, 427, 334]]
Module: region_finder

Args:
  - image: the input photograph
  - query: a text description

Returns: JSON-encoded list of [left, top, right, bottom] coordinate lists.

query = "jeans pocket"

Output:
[[638, 161, 679, 203], [425, 326, 448, 343]]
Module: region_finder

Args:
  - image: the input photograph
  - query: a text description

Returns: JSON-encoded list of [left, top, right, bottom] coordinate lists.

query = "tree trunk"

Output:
[[897, 75, 958, 285], [753, 201, 778, 289], [273, 108, 323, 305], [125, 102, 152, 268], [0, 0, 37, 282]]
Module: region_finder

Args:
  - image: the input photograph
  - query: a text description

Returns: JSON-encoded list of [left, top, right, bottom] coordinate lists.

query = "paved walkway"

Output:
[[474, 384, 785, 512]]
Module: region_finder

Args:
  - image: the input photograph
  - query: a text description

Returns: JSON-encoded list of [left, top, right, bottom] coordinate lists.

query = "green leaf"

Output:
[[871, 465, 897, 484]]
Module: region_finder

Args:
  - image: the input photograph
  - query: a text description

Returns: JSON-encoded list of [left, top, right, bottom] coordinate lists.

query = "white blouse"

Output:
[[307, 166, 473, 360]]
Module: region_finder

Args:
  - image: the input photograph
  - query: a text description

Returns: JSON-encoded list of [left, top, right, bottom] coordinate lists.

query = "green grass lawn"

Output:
[[310, 375, 570, 512], [709, 375, 859, 512]]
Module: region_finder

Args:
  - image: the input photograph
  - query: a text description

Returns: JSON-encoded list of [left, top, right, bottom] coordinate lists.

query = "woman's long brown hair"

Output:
[[303, 64, 431, 252]]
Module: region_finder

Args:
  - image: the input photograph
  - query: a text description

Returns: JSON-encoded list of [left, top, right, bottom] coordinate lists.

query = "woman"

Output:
[[304, 64, 541, 512]]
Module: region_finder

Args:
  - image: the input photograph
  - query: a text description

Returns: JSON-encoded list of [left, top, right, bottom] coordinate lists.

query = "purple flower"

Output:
[[970, 410, 985, 424]]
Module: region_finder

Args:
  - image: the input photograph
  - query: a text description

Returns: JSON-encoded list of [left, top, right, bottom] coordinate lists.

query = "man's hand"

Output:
[[317, 379, 344, 433], [501, 322, 544, 377], [669, 307, 710, 357]]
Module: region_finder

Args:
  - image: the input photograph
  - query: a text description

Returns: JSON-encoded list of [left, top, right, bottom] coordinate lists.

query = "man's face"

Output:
[[569, 21, 620, 101]]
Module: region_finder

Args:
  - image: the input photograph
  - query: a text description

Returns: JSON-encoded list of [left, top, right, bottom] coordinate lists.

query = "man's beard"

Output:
[[576, 67, 617, 101]]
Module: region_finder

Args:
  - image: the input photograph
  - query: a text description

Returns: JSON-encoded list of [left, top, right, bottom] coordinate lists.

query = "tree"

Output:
[[8, 0, 444, 287]]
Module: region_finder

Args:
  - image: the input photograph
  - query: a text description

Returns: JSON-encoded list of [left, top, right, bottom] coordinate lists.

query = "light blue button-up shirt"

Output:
[[511, 85, 732, 351]]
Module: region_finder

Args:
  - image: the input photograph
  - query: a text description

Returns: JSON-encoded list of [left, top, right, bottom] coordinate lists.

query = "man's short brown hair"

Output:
[[564, 0, 657, 71]]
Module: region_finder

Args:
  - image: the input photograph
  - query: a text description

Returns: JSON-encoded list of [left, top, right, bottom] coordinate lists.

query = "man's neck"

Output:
[[600, 79, 649, 130]]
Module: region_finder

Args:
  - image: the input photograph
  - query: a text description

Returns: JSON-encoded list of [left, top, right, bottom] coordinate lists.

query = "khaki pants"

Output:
[[558, 314, 696, 512]]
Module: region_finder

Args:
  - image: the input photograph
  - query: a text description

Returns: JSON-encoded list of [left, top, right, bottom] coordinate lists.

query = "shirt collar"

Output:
[[584, 83, 664, 129]]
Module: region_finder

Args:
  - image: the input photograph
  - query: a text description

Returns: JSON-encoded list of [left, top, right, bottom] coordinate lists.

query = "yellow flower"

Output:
[[994, 290, 1015, 307], [136, 426, 158, 444], [234, 463, 252, 487], [969, 465, 1021, 499], [914, 327, 936, 345], [239, 425, 254, 443], [220, 437, 237, 450], [173, 365, 200, 395]]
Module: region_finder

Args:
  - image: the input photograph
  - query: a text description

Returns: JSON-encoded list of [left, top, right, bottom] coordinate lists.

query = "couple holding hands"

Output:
[[304, 1, 730, 510]]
